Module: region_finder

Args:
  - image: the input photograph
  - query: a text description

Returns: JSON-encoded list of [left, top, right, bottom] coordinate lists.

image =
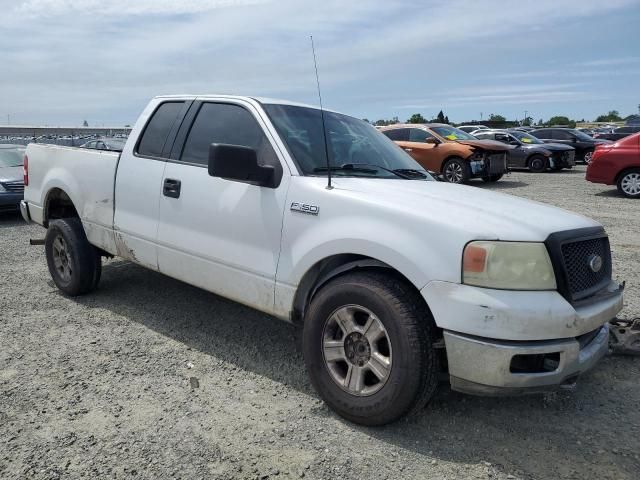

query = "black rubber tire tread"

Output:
[[528, 154, 547, 173], [45, 218, 101, 296], [442, 157, 471, 184], [481, 174, 503, 182], [303, 271, 439, 426], [617, 168, 640, 198]]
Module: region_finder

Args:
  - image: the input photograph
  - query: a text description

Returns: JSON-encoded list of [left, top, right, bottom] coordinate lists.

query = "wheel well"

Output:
[[615, 167, 640, 184], [291, 254, 424, 325], [44, 188, 78, 227], [527, 153, 544, 166]]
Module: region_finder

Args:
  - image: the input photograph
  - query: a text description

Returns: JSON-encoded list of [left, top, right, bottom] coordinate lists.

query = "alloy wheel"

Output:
[[52, 235, 72, 282], [584, 151, 593, 164], [621, 172, 640, 197], [444, 162, 463, 183], [322, 305, 392, 396]]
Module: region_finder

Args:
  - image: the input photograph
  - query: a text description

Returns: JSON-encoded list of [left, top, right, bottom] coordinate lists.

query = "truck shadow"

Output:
[[0, 211, 25, 228], [69, 260, 637, 479]]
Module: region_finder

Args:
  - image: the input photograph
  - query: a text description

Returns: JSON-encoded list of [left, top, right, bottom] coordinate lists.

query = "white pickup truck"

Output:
[[22, 95, 624, 425]]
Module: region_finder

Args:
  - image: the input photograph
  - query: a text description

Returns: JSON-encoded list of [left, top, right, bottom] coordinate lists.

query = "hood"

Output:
[[0, 165, 23, 183], [525, 142, 574, 152], [454, 139, 512, 151], [331, 178, 599, 242]]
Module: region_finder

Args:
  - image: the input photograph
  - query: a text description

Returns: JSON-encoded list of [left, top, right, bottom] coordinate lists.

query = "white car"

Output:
[[21, 95, 623, 425]]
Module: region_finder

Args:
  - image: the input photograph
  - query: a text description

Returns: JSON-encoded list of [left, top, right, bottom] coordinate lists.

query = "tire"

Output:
[[442, 157, 470, 184], [481, 174, 503, 182], [617, 169, 640, 198], [583, 150, 594, 165], [45, 218, 102, 296], [528, 155, 547, 173], [303, 271, 440, 426]]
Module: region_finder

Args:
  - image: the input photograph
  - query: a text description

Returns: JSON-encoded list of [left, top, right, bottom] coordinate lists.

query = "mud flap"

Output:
[[609, 318, 640, 355]]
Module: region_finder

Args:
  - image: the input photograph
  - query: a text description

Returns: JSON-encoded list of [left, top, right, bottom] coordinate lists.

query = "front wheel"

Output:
[[303, 272, 439, 426], [481, 174, 503, 182], [45, 218, 102, 296], [442, 157, 470, 184], [617, 169, 640, 198], [583, 150, 594, 164], [528, 155, 547, 173]]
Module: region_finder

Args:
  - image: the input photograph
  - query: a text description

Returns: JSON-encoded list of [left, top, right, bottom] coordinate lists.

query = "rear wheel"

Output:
[[442, 157, 470, 184], [617, 169, 640, 198], [528, 155, 547, 173], [481, 174, 503, 182], [303, 272, 439, 426], [45, 218, 102, 296]]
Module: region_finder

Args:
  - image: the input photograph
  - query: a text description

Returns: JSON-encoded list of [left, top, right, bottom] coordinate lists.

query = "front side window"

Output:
[[180, 103, 280, 176], [137, 101, 185, 158], [409, 128, 435, 142]]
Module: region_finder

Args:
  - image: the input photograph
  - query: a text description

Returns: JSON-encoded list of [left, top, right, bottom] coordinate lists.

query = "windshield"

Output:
[[262, 104, 431, 179], [510, 131, 544, 144], [0, 149, 24, 167], [430, 126, 477, 141], [572, 130, 595, 141]]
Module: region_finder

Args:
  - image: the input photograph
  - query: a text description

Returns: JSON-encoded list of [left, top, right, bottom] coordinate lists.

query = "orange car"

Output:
[[380, 123, 510, 183]]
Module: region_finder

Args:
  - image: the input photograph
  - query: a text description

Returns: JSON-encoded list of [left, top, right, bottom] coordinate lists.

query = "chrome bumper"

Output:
[[445, 323, 609, 396], [20, 200, 31, 223]]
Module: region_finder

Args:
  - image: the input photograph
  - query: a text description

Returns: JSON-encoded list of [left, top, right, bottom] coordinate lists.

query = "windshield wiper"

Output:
[[392, 168, 427, 178], [314, 163, 414, 179]]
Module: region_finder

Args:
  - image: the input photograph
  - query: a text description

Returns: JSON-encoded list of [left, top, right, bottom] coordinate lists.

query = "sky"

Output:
[[1, 0, 639, 126]]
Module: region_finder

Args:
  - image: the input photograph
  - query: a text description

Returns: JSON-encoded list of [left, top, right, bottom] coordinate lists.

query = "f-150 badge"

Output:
[[290, 202, 319, 215]]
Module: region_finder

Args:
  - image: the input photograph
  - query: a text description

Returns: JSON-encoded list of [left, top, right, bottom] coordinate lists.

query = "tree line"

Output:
[[364, 109, 635, 127]]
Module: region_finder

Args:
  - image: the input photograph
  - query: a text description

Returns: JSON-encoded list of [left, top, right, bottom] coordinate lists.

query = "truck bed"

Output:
[[24, 144, 120, 254]]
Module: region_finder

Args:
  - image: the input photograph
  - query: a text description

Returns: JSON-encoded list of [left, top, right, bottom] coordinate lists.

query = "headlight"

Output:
[[462, 241, 556, 290]]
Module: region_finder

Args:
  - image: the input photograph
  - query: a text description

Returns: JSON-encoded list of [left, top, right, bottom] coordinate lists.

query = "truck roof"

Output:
[[153, 94, 323, 111]]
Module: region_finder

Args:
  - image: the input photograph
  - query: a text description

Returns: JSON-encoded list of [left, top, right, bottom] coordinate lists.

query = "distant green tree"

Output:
[[488, 113, 506, 122], [444, 115, 450, 124], [82, 120, 89, 127], [522, 116, 533, 126], [537, 118, 544, 126], [362, 118, 370, 124], [547, 116, 575, 127], [436, 110, 446, 123], [407, 113, 427, 124], [595, 110, 622, 122], [374, 117, 399, 126]]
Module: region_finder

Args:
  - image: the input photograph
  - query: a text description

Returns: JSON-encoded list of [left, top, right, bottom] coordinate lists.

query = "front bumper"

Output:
[[444, 324, 609, 395], [421, 280, 623, 395]]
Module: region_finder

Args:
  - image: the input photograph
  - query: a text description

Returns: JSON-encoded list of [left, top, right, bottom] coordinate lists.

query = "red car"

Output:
[[586, 132, 640, 198]]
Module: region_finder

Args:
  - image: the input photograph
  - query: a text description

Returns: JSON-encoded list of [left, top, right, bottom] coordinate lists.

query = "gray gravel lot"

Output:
[[1, 166, 638, 480]]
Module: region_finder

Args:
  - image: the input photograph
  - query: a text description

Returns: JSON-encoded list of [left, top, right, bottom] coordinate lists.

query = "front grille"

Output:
[[546, 229, 612, 303], [1, 180, 24, 193], [561, 237, 611, 297], [487, 153, 507, 174]]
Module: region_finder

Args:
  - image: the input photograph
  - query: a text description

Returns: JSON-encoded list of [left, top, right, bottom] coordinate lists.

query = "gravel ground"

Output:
[[1, 166, 638, 480]]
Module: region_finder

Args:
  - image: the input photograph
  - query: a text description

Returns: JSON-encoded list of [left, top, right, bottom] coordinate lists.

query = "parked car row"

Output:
[[379, 124, 510, 183], [0, 144, 26, 212]]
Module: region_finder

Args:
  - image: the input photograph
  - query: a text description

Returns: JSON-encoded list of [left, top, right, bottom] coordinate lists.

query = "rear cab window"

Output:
[[137, 101, 187, 158]]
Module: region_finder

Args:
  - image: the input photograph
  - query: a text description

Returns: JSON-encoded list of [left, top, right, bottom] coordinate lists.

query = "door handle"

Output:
[[163, 178, 181, 198]]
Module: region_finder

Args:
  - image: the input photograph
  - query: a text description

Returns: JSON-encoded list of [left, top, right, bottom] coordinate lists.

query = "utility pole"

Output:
[[524, 110, 528, 125], [7, 114, 9, 125], [480, 112, 483, 121]]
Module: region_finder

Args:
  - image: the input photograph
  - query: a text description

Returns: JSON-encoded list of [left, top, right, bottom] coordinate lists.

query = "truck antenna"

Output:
[[310, 35, 332, 190]]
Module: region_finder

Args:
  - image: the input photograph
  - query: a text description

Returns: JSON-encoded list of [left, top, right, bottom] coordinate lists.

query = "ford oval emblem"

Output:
[[588, 254, 603, 273]]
